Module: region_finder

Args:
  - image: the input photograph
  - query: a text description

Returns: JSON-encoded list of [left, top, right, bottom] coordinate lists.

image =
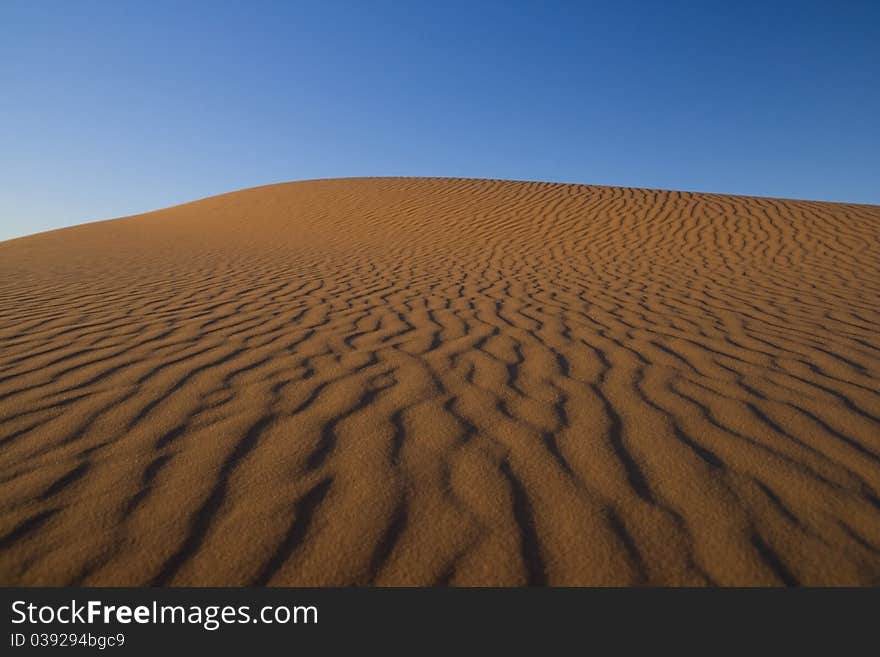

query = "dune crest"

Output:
[[1, 177, 879, 585]]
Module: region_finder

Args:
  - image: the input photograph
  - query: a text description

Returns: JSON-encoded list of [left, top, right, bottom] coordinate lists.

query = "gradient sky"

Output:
[[2, 1, 878, 241]]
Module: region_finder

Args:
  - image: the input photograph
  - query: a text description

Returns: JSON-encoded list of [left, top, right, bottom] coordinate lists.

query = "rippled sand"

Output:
[[1, 178, 878, 585]]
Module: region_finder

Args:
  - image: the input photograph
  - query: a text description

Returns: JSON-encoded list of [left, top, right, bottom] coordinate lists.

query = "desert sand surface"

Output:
[[1, 177, 879, 586]]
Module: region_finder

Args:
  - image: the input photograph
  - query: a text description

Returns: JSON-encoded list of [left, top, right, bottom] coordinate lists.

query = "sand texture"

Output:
[[1, 178, 879, 586]]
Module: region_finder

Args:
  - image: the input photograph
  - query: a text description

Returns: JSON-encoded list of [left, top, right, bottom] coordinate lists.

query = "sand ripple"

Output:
[[1, 178, 878, 585]]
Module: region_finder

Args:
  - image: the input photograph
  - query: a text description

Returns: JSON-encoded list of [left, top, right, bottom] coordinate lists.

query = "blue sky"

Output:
[[2, 1, 878, 241]]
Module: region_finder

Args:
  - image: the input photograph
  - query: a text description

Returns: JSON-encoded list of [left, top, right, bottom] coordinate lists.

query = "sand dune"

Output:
[[1, 177, 879, 586]]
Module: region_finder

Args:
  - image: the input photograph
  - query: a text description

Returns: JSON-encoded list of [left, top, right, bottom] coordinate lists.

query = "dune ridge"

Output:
[[1, 177, 879, 585]]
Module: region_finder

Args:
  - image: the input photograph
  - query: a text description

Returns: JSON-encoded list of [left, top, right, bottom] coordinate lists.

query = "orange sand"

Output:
[[1, 177, 879, 586]]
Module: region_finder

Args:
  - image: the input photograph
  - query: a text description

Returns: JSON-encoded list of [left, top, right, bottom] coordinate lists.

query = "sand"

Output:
[[0, 177, 878, 586]]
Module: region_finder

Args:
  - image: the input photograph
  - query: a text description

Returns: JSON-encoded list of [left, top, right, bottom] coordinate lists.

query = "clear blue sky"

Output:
[[2, 1, 878, 241]]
